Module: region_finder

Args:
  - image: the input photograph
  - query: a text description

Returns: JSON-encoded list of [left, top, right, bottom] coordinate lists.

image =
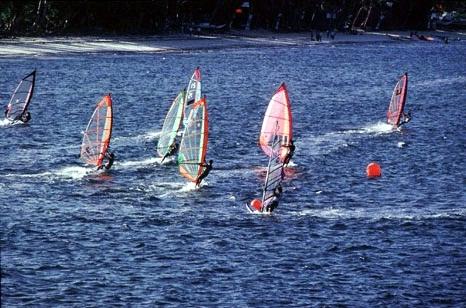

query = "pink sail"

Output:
[[387, 73, 408, 127], [259, 83, 292, 161]]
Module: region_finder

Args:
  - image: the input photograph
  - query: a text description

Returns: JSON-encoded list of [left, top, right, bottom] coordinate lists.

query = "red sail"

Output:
[[80, 95, 113, 167], [387, 73, 408, 127]]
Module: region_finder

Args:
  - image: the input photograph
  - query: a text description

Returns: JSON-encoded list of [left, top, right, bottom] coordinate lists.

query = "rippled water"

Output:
[[1, 40, 465, 306]]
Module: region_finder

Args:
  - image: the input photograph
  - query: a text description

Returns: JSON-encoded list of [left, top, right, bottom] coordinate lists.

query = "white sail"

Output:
[[178, 97, 208, 182], [261, 123, 284, 210], [157, 90, 185, 157], [183, 67, 201, 127], [5, 70, 36, 121]]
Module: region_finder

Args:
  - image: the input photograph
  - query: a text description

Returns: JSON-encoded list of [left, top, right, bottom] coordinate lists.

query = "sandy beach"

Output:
[[1, 30, 464, 57]]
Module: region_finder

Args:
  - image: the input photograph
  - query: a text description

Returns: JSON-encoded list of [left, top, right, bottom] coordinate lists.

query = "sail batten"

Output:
[[259, 82, 292, 161], [5, 70, 36, 121], [80, 95, 113, 168]]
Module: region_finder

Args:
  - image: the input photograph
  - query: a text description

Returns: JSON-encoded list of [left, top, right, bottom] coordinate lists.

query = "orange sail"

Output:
[[259, 83, 292, 161], [80, 95, 113, 168]]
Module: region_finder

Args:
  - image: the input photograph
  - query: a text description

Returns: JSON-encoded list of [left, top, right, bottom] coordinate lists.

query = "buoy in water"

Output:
[[366, 162, 381, 178], [250, 199, 262, 211]]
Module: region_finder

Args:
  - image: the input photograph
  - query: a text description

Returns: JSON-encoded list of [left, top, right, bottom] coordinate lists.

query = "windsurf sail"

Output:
[[5, 70, 36, 121], [260, 123, 284, 212], [183, 67, 201, 127], [80, 94, 113, 168], [178, 97, 208, 182], [156, 90, 186, 157], [387, 73, 408, 127], [259, 82, 293, 161]]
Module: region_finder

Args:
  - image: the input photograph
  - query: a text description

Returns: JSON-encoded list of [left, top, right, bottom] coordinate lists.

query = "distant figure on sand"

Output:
[[196, 160, 213, 186]]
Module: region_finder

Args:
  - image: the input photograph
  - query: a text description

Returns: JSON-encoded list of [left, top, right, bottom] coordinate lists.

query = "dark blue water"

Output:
[[1, 41, 465, 306]]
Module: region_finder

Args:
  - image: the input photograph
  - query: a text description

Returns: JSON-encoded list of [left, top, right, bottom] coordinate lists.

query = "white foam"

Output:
[[0, 119, 11, 127], [54, 166, 93, 180], [414, 76, 466, 88], [303, 122, 394, 156], [180, 181, 201, 192], [346, 121, 393, 135], [113, 130, 161, 146], [297, 207, 465, 220], [118, 157, 159, 168], [4, 165, 93, 180]]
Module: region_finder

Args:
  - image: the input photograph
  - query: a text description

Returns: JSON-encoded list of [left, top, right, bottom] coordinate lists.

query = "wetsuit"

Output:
[[284, 142, 295, 165], [21, 112, 31, 123], [105, 152, 115, 170], [196, 161, 213, 186], [161, 142, 178, 163]]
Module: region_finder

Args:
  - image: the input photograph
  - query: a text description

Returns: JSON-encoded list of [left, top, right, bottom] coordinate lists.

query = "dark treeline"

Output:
[[1, 0, 465, 36]]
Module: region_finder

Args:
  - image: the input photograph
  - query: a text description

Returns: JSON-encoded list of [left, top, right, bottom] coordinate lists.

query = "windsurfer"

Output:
[[265, 185, 282, 213], [4, 103, 12, 118], [20, 111, 31, 123], [283, 140, 295, 165], [399, 110, 412, 126], [161, 142, 179, 163], [104, 152, 115, 170], [196, 160, 213, 186], [98, 151, 115, 170]]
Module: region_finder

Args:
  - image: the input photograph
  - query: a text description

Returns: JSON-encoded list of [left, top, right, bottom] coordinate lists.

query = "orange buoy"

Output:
[[366, 162, 381, 177], [250, 199, 262, 211]]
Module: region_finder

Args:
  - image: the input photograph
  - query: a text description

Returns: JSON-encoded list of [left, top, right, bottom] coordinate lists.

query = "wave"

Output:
[[0, 119, 11, 127], [113, 130, 161, 146], [3, 165, 93, 180], [302, 121, 393, 156], [296, 206, 465, 220], [117, 157, 159, 168], [414, 75, 466, 88]]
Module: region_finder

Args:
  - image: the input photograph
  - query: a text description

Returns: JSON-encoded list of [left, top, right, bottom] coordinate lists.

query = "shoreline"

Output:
[[1, 30, 465, 57]]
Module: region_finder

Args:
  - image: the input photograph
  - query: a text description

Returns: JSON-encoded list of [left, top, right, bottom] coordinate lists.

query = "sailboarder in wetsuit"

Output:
[[399, 109, 412, 127], [196, 160, 213, 186], [98, 151, 115, 170], [15, 111, 31, 123], [283, 139, 295, 165], [264, 184, 282, 213], [161, 142, 179, 163]]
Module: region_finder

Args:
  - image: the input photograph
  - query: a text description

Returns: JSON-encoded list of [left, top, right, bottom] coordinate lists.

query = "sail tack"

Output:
[[178, 97, 208, 182], [259, 82, 292, 161], [387, 73, 408, 127], [80, 95, 113, 167], [5, 70, 36, 121], [183, 67, 201, 127], [157, 90, 185, 157]]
